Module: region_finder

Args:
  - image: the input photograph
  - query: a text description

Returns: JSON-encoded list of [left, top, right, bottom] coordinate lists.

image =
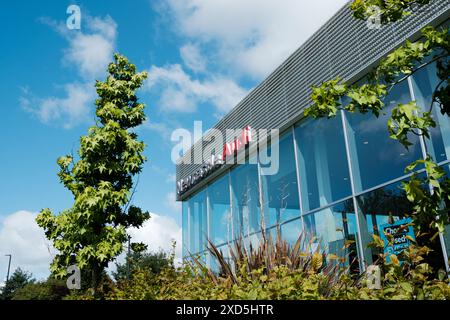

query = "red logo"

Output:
[[222, 126, 252, 159]]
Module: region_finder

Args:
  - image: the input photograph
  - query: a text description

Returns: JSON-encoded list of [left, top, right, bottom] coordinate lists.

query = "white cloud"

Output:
[[21, 83, 94, 129], [107, 212, 183, 275], [162, 0, 348, 79], [63, 16, 117, 80], [166, 174, 176, 183], [165, 192, 181, 213], [23, 15, 117, 128], [180, 43, 206, 73], [141, 120, 173, 141], [148, 0, 347, 115], [146, 64, 248, 113], [127, 213, 182, 262], [0, 211, 54, 281]]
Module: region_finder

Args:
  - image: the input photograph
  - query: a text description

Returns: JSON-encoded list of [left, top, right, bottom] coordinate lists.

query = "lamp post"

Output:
[[127, 235, 131, 280], [5, 254, 11, 282]]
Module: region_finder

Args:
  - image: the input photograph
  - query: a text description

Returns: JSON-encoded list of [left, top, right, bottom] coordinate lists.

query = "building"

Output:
[[175, 1, 450, 273]]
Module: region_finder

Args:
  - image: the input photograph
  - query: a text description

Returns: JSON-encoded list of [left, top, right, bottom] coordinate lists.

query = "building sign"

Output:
[[222, 125, 252, 159], [177, 126, 252, 196], [379, 217, 415, 263]]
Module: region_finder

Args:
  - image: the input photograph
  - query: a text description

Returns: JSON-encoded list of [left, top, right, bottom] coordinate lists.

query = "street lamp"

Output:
[[5, 254, 11, 282], [127, 235, 131, 281]]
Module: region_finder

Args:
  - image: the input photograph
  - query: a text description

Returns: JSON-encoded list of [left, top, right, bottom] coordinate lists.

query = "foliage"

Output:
[[201, 231, 351, 285], [351, 0, 432, 25], [403, 158, 450, 234], [63, 272, 115, 300], [106, 231, 450, 300], [0, 268, 34, 300], [12, 277, 70, 300], [35, 53, 150, 292], [113, 250, 172, 282]]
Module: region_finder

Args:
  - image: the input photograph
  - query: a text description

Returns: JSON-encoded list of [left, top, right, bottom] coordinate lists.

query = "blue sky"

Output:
[[0, 0, 348, 280]]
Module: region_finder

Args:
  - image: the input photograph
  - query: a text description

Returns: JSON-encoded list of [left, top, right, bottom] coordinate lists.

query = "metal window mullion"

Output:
[[408, 76, 450, 273], [206, 187, 211, 269], [257, 153, 267, 236], [291, 126, 306, 233], [407, 76, 429, 162], [299, 195, 355, 217], [186, 200, 190, 261], [340, 108, 367, 273], [228, 169, 234, 246]]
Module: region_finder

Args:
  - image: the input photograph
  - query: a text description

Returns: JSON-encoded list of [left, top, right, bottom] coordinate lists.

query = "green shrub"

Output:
[[0, 268, 34, 300], [106, 231, 450, 300], [12, 278, 70, 300]]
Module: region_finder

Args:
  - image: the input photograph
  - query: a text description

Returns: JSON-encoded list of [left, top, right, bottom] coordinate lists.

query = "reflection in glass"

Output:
[[281, 218, 303, 245], [358, 174, 448, 270], [295, 113, 352, 212], [244, 232, 262, 251], [412, 62, 450, 163], [209, 173, 232, 246], [260, 132, 301, 228], [356, 180, 414, 265], [230, 161, 261, 239], [344, 80, 422, 192], [188, 190, 207, 255], [303, 199, 360, 272]]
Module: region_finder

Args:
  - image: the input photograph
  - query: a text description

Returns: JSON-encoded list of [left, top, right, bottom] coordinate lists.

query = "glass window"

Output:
[[303, 199, 360, 272], [230, 160, 261, 239], [260, 132, 301, 228], [344, 80, 423, 192], [295, 113, 352, 212], [244, 232, 262, 251], [208, 173, 233, 247], [356, 180, 415, 266], [281, 218, 303, 245], [357, 175, 446, 271], [411, 61, 450, 163], [182, 201, 189, 259], [188, 190, 207, 255]]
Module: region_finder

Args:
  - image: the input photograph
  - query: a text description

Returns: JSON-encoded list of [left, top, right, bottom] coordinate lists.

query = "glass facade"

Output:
[[181, 60, 450, 273], [344, 80, 423, 193], [260, 132, 301, 228], [230, 159, 261, 240], [412, 61, 450, 163], [188, 190, 207, 258], [303, 199, 360, 271], [208, 173, 232, 247], [355, 179, 415, 266], [295, 113, 352, 211]]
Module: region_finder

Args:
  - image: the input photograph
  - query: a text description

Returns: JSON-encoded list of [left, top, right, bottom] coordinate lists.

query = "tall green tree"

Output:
[[36, 54, 150, 293], [0, 268, 34, 300], [305, 1, 449, 266]]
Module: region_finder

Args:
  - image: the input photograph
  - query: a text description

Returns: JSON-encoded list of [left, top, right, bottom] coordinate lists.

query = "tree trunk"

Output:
[[91, 265, 102, 298]]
